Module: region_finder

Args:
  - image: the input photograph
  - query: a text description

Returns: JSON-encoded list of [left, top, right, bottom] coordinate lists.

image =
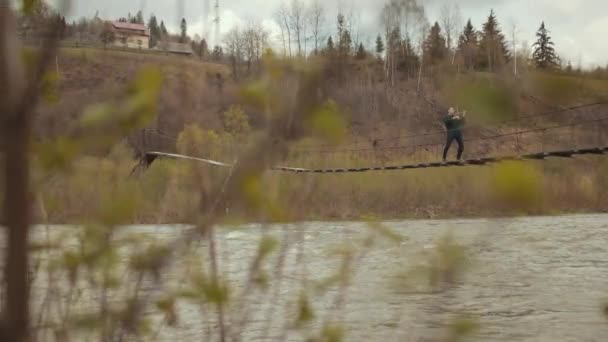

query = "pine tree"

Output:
[[100, 22, 115, 48], [60, 16, 67, 39], [340, 30, 352, 56], [423, 22, 447, 65], [399, 36, 419, 75], [532, 22, 558, 70], [457, 19, 478, 70], [478, 10, 510, 71], [212, 46, 224, 61], [336, 14, 351, 57], [160, 21, 168, 36], [180, 18, 188, 43], [326, 36, 334, 53], [147, 15, 160, 48], [375, 35, 385, 59], [135, 11, 144, 25], [200, 39, 208, 59], [356, 43, 366, 60]]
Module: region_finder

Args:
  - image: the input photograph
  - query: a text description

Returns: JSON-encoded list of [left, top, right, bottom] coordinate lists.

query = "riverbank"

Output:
[[26, 143, 608, 225]]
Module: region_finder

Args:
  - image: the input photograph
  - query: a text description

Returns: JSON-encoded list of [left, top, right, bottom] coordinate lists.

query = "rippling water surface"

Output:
[[19, 214, 608, 341]]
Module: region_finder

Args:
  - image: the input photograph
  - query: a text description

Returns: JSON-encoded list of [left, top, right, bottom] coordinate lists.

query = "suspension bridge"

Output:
[[131, 101, 608, 175]]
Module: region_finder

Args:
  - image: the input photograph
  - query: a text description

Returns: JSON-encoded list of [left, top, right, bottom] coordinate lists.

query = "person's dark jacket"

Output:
[[443, 115, 466, 132]]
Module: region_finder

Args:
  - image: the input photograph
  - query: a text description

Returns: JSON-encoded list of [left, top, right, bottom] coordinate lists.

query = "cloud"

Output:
[[581, 16, 608, 66]]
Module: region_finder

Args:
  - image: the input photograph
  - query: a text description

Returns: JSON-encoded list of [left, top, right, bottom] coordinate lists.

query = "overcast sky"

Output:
[[52, 0, 608, 68]]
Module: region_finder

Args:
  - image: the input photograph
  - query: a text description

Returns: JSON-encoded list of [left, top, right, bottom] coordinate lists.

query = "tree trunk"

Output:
[[0, 6, 30, 341]]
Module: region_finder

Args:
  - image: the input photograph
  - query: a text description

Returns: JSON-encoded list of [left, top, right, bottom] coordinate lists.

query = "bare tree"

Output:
[[243, 21, 269, 74], [346, 6, 362, 51], [440, 2, 462, 52], [381, 1, 399, 85], [275, 2, 291, 56], [288, 0, 305, 56], [308, 0, 325, 55], [509, 19, 518, 76], [224, 27, 245, 79]]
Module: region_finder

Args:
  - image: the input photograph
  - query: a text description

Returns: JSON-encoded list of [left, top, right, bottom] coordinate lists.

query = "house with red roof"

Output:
[[111, 22, 150, 49]]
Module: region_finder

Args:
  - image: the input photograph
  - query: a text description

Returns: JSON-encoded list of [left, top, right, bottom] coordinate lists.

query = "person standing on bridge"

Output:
[[442, 107, 466, 162]]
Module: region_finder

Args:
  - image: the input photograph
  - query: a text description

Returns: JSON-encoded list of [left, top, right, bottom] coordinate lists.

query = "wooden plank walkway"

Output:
[[133, 147, 608, 175]]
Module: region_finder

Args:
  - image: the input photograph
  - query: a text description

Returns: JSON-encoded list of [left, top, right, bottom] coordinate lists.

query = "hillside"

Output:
[[36, 48, 230, 145], [22, 47, 608, 222], [36, 47, 608, 158]]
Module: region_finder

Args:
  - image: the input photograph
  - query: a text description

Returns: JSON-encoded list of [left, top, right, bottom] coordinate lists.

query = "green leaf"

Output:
[[448, 316, 479, 340], [321, 324, 344, 342], [202, 279, 230, 305], [308, 100, 347, 143], [133, 66, 164, 95], [80, 103, 113, 129], [239, 81, 267, 109], [295, 293, 315, 327], [98, 188, 141, 226], [156, 296, 178, 326], [130, 244, 171, 276], [493, 161, 543, 210], [42, 70, 60, 104], [34, 137, 81, 172], [258, 236, 279, 260], [22, 0, 41, 15]]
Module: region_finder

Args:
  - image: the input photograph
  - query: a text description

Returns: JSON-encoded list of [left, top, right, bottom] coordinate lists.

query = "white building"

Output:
[[112, 22, 150, 49]]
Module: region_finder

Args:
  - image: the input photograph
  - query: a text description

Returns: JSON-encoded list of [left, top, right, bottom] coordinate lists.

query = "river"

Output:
[[18, 214, 608, 341]]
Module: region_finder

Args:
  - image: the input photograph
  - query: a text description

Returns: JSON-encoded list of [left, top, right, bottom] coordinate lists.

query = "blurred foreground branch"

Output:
[[0, 2, 64, 340]]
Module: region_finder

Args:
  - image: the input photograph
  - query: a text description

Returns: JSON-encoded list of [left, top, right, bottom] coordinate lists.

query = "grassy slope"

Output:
[[31, 51, 608, 222], [37, 47, 231, 142]]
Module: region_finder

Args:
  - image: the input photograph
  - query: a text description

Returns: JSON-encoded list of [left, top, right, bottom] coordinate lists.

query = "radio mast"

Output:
[[213, 0, 220, 47], [203, 0, 211, 41]]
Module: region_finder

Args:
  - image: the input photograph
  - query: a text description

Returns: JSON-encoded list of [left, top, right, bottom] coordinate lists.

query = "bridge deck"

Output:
[[134, 147, 608, 175]]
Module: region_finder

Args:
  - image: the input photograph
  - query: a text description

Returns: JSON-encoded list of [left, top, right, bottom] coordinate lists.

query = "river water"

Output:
[[18, 214, 608, 341]]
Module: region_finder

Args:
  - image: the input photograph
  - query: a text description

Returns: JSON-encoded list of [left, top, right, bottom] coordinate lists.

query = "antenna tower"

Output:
[[213, 0, 220, 47], [203, 0, 211, 41]]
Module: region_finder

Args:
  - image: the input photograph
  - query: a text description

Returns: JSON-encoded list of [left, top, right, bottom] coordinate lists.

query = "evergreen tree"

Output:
[[160, 21, 168, 36], [478, 9, 510, 71], [457, 19, 478, 70], [100, 22, 115, 48], [340, 30, 352, 56], [375, 34, 385, 59], [200, 38, 208, 59], [356, 43, 366, 59], [336, 14, 351, 57], [532, 22, 558, 70], [212, 46, 224, 61], [399, 35, 419, 74], [326, 36, 335, 53], [60, 16, 67, 39], [385, 27, 419, 78], [147, 15, 160, 48], [423, 22, 448, 65], [180, 18, 188, 43], [135, 10, 144, 25]]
